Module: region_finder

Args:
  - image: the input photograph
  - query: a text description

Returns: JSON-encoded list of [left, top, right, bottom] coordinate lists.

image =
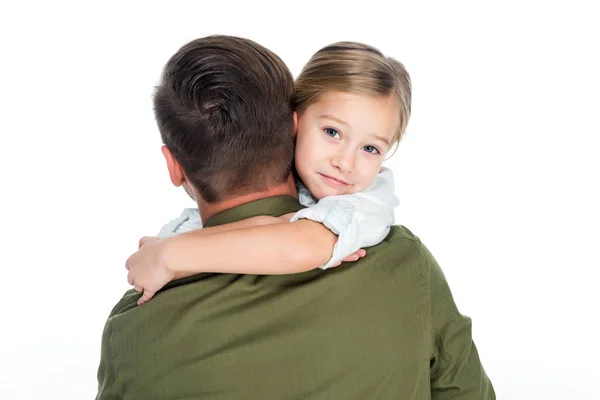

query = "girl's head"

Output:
[[293, 42, 411, 200]]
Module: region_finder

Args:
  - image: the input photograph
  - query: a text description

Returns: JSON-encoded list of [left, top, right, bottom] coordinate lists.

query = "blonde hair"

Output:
[[294, 42, 412, 151]]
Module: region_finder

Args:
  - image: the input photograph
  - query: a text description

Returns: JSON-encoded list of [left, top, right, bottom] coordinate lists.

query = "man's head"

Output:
[[154, 35, 296, 204]]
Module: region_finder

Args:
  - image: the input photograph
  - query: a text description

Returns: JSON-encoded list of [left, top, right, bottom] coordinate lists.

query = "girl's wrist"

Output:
[[158, 236, 177, 273]]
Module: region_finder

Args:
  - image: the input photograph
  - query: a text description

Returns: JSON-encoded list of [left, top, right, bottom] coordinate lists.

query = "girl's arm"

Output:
[[289, 167, 398, 269], [127, 168, 396, 304], [126, 215, 343, 305], [166, 218, 338, 275]]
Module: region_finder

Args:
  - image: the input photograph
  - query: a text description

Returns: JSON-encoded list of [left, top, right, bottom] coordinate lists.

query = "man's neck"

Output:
[[196, 175, 298, 222]]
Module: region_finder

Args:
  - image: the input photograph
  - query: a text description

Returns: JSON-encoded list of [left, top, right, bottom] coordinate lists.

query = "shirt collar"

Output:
[[203, 195, 303, 228]]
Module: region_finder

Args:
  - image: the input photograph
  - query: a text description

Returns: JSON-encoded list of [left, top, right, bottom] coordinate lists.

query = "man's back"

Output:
[[97, 196, 494, 399]]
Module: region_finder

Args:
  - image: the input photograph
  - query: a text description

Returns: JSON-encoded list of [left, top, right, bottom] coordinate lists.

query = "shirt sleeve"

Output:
[[290, 168, 399, 269], [96, 321, 122, 399], [421, 243, 496, 399], [156, 208, 203, 238]]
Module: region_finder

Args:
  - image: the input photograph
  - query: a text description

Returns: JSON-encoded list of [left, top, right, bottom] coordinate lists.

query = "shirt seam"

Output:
[[108, 321, 124, 397], [418, 238, 438, 379]]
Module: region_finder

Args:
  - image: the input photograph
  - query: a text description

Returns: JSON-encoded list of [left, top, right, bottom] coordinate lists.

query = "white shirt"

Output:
[[157, 168, 399, 270]]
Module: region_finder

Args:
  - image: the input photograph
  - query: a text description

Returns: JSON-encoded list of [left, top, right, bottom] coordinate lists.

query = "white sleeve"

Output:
[[156, 208, 203, 238], [289, 168, 399, 269]]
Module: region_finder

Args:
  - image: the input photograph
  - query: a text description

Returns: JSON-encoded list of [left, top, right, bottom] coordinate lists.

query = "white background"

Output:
[[1, 1, 598, 399]]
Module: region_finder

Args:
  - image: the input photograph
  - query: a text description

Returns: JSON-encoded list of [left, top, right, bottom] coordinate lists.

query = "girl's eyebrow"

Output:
[[369, 133, 391, 146], [319, 114, 349, 127]]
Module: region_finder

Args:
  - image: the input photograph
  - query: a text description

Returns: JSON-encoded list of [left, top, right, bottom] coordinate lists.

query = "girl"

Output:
[[127, 41, 412, 304]]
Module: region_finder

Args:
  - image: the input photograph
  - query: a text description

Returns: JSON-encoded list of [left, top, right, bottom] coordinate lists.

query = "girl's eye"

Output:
[[324, 128, 340, 138], [363, 145, 380, 154]]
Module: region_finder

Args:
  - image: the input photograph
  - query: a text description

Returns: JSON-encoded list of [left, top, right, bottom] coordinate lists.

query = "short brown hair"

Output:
[[294, 42, 411, 150], [154, 36, 296, 203]]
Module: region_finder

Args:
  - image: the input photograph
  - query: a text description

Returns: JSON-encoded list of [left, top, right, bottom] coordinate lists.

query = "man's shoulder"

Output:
[[382, 224, 424, 253], [387, 224, 421, 243], [363, 224, 433, 282], [106, 289, 141, 321]]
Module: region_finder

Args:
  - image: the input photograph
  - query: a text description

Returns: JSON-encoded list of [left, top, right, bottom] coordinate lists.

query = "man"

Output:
[[96, 35, 495, 399]]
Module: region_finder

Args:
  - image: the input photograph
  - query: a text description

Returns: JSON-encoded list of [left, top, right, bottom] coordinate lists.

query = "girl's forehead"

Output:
[[309, 91, 396, 113]]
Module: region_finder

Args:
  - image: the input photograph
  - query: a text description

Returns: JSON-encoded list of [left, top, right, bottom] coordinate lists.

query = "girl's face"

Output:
[[294, 91, 399, 200]]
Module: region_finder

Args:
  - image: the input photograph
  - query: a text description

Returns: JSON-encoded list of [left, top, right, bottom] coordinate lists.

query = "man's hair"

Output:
[[294, 42, 411, 153], [154, 35, 296, 203]]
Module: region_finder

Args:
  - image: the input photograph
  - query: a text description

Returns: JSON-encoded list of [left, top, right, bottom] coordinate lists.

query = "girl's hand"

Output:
[[126, 236, 174, 306], [278, 212, 296, 222], [138, 235, 160, 249], [331, 249, 367, 268]]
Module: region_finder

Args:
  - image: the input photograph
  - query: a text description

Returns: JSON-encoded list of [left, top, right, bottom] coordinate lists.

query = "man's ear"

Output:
[[161, 145, 185, 187], [292, 111, 298, 139]]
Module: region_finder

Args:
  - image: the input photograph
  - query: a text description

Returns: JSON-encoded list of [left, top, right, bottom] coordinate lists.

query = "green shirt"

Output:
[[96, 196, 495, 399]]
